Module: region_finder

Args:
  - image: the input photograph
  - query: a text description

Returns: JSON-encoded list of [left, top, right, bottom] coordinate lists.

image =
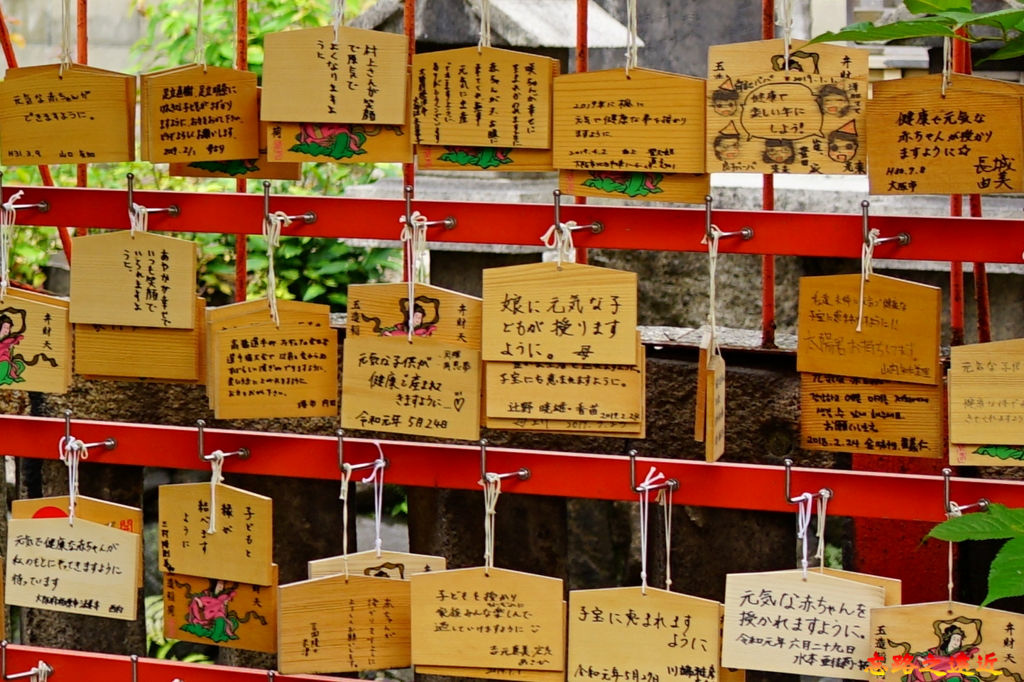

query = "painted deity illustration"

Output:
[[290, 123, 401, 160], [0, 308, 57, 385], [581, 171, 664, 198], [438, 146, 514, 169], [887, 616, 1021, 682], [176, 578, 266, 644], [187, 158, 261, 176], [972, 445, 1024, 461], [359, 295, 440, 337]]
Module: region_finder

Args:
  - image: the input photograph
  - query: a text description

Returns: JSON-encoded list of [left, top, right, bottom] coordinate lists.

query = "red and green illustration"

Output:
[[176, 578, 266, 644], [187, 159, 261, 176], [972, 445, 1024, 461], [290, 123, 374, 159], [0, 308, 57, 385], [581, 171, 664, 197], [438, 146, 513, 169]]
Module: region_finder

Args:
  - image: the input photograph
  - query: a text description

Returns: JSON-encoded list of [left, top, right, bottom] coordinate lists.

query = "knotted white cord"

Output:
[[339, 462, 354, 579], [794, 492, 813, 579], [624, 0, 639, 75], [482, 472, 501, 575], [361, 444, 387, 558], [775, 0, 794, 74], [195, 0, 206, 69], [540, 222, 576, 269], [58, 436, 86, 526], [946, 500, 961, 609], [942, 36, 952, 97], [636, 466, 665, 595], [703, 226, 723, 361], [129, 203, 149, 238], [263, 210, 291, 328], [815, 489, 830, 571], [857, 228, 879, 332], [659, 485, 673, 591], [333, 0, 345, 42], [58, 0, 73, 76], [400, 211, 429, 342], [0, 190, 23, 302], [34, 661, 50, 682], [478, 0, 492, 51], [207, 450, 225, 534]]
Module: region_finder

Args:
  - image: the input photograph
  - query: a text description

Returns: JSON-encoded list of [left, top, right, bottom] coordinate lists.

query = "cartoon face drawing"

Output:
[[712, 90, 739, 117], [828, 130, 858, 163], [713, 135, 741, 161], [817, 85, 851, 117], [763, 139, 795, 165]]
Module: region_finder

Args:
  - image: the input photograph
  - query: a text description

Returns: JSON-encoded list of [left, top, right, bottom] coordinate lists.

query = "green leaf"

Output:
[[961, 8, 1024, 31], [928, 503, 1024, 542], [806, 19, 959, 45], [905, 0, 972, 14], [983, 536, 1024, 606], [301, 283, 327, 301], [977, 35, 1024, 64]]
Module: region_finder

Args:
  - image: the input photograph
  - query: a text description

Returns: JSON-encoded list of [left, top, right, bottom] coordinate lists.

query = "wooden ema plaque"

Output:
[[868, 602, 1024, 682], [482, 261, 637, 365], [74, 297, 205, 383], [718, 606, 745, 682], [801, 372, 944, 458], [6, 516, 140, 620], [706, 39, 868, 175], [418, 145, 554, 171], [308, 549, 447, 580], [0, 289, 71, 394], [341, 335, 481, 441], [347, 282, 481, 349], [949, 338, 1024, 446], [868, 75, 1024, 195], [722, 569, 885, 678], [951, 441, 1024, 467], [70, 231, 198, 330], [818, 568, 901, 606], [705, 353, 726, 462], [797, 274, 940, 385], [139, 64, 259, 163], [164, 566, 278, 653], [268, 121, 412, 163], [157, 482, 274, 586], [262, 26, 408, 125], [553, 68, 706, 174], [485, 416, 645, 438], [410, 566, 566, 672], [0, 63, 135, 165], [12, 495, 144, 588], [695, 346, 709, 442], [568, 587, 721, 682], [412, 47, 557, 148], [560, 169, 709, 204], [279, 573, 411, 673]]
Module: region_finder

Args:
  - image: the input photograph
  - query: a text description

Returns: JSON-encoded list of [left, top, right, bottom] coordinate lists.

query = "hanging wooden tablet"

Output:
[[12, 495, 144, 588], [868, 75, 1024, 195], [0, 63, 135, 165], [140, 64, 259, 163], [482, 261, 637, 365], [722, 569, 885, 678], [695, 346, 709, 442], [553, 68, 706, 175], [347, 282, 481, 349], [868, 601, 1024, 682], [308, 549, 447, 580], [262, 26, 407, 125], [706, 39, 868, 175], [800, 372, 944, 457], [279, 573, 411, 674], [70, 231, 198, 330], [157, 482, 274, 586], [705, 353, 726, 462], [0, 289, 71, 394], [341, 335, 481, 441], [5, 516, 140, 620], [718, 606, 746, 682], [74, 296, 205, 383], [418, 145, 554, 171], [797, 274, 941, 385], [817, 568, 901, 606], [569, 587, 721, 682], [164, 565, 278, 653], [410, 566, 566, 672], [268, 121, 412, 163], [949, 338, 1024, 446], [412, 47, 557, 148], [560, 169, 710, 204]]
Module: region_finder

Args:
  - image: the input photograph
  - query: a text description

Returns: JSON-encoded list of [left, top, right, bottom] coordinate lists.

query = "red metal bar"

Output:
[[234, 0, 249, 301], [760, 0, 776, 349], [949, 194, 965, 346], [75, 0, 88, 236], [573, 0, 589, 265], [2, 415, 1022, 523]]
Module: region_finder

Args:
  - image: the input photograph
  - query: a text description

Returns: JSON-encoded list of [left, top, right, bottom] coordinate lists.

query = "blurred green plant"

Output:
[[145, 594, 213, 663]]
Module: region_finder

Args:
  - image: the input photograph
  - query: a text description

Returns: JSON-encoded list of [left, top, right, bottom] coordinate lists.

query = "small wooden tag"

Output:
[[279, 573, 411, 673], [705, 354, 726, 462], [559, 170, 710, 204], [268, 122, 412, 163], [418, 145, 554, 171], [164, 566, 278, 653], [70, 231, 198, 330], [0, 290, 71, 394], [308, 549, 447, 580], [695, 346, 709, 442], [347, 282, 481, 349], [949, 338, 1024, 445], [6, 516, 140, 620], [797, 274, 941, 385], [157, 482, 274, 586], [568, 586, 721, 682]]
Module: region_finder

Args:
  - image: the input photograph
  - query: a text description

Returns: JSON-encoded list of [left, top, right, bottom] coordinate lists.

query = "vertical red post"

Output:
[[402, 0, 416, 282], [234, 0, 249, 301], [76, 0, 89, 237], [573, 0, 589, 264], [759, 0, 776, 348], [959, 50, 990, 343]]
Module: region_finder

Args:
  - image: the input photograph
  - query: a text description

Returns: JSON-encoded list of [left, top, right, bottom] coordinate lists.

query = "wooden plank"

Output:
[[164, 567, 278, 653], [801, 373, 944, 458], [706, 39, 869, 175], [416, 666, 565, 682], [267, 122, 412, 163], [262, 26, 408, 125], [483, 416, 644, 438], [410, 566, 565, 671], [347, 283, 481, 349], [341, 335, 481, 441], [817, 568, 901, 606], [705, 354, 726, 462], [797, 274, 941, 385], [868, 78, 1024, 195], [950, 442, 1024, 466], [0, 290, 71, 394], [70, 231, 198, 330], [157, 482, 274, 586], [695, 346, 709, 442], [722, 569, 885, 678], [278, 573, 411, 673], [553, 67, 706, 174], [482, 261, 637, 365], [6, 516, 140, 620], [949, 339, 1024, 445], [308, 549, 446, 580], [568, 586, 720, 682], [418, 145, 553, 171], [559, 170, 709, 204]]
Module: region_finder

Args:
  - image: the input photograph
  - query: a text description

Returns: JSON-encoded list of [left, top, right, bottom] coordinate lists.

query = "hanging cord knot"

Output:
[[362, 445, 387, 558], [129, 202, 149, 237], [814, 489, 830, 570], [263, 210, 292, 328], [775, 0, 794, 74], [482, 472, 502, 574], [636, 466, 665, 594], [540, 221, 576, 268], [34, 661, 51, 682], [0, 190, 23, 301], [400, 211, 430, 340], [207, 450, 225, 534], [58, 435, 87, 526], [195, 0, 206, 69], [339, 462, 354, 578], [58, 0, 73, 76], [857, 228, 880, 332], [794, 492, 813, 579], [941, 36, 952, 97], [477, 0, 492, 51], [333, 0, 345, 43], [701, 226, 723, 356], [659, 484, 674, 591], [624, 0, 639, 76]]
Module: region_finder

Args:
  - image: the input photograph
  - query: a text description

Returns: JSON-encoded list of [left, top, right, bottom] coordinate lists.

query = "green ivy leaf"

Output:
[[961, 8, 1024, 31], [905, 0, 972, 14], [806, 19, 959, 46], [983, 536, 1024, 606], [977, 35, 1024, 64], [928, 503, 1024, 542]]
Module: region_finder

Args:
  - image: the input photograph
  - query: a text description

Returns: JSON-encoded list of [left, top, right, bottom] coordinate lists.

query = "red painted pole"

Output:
[[574, 0, 589, 264], [234, 0, 249, 302], [760, 0, 776, 348], [402, 0, 416, 282], [75, 0, 88, 237], [958, 51, 990, 343]]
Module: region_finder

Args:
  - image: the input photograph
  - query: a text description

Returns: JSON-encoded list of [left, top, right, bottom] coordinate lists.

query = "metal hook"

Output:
[[268, 670, 277, 681], [63, 409, 117, 454], [862, 200, 909, 248], [130, 654, 137, 682], [337, 429, 388, 474], [553, 189, 603, 235], [942, 468, 989, 517], [0, 643, 52, 681], [196, 419, 249, 462], [262, 181, 316, 225], [705, 195, 752, 243], [479, 439, 529, 484], [628, 450, 678, 493], [783, 458, 832, 504], [127, 173, 179, 217], [0, 173, 49, 213], [403, 185, 456, 231]]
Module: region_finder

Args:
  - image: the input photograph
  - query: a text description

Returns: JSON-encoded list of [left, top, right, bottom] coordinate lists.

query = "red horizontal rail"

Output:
[[4, 185, 1024, 262], [2, 415, 1021, 524]]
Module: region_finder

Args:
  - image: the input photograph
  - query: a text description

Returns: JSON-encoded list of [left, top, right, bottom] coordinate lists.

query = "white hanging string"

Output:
[[703, 226, 723, 361], [129, 203, 149, 238], [659, 485, 674, 591], [34, 662, 50, 682], [941, 36, 952, 96], [482, 472, 501, 575], [814, 490, 830, 571], [400, 211, 429, 341], [636, 466, 665, 595], [478, 0, 492, 51], [339, 462, 354, 579], [946, 500, 961, 609], [333, 0, 345, 43], [57, 436, 85, 526], [0, 190, 23, 302], [540, 222, 576, 269], [857, 227, 879, 332], [207, 450, 225, 534], [58, 0, 73, 76], [195, 0, 206, 69], [794, 491, 813, 579], [263, 210, 291, 328], [624, 0, 639, 75], [361, 444, 387, 558], [775, 0, 794, 74]]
